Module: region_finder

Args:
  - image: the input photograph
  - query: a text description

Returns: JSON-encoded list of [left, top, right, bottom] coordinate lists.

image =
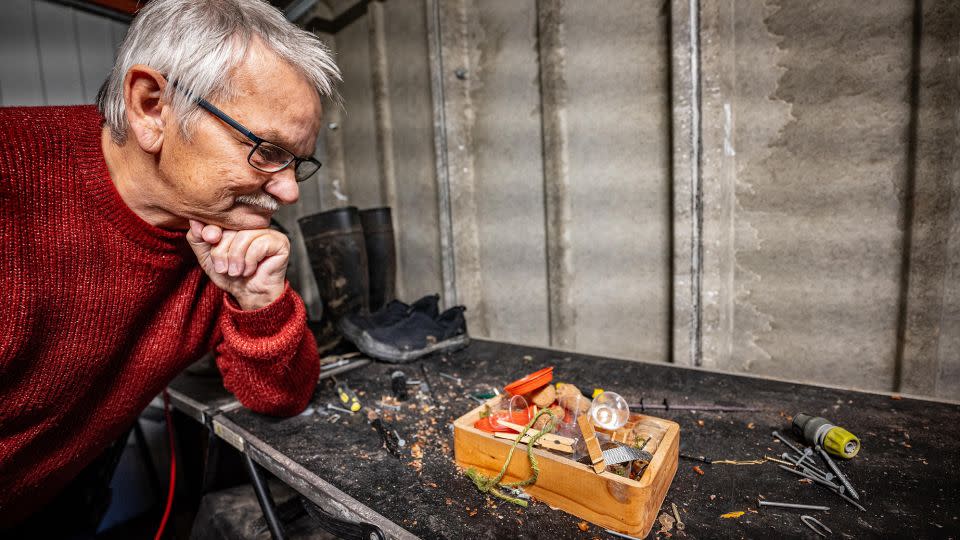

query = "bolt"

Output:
[[817, 446, 861, 500]]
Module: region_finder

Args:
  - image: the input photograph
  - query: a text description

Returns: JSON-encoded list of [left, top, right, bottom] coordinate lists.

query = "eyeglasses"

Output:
[[187, 91, 322, 183]]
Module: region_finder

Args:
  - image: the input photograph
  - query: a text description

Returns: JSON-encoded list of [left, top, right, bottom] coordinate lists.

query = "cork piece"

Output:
[[578, 414, 606, 474], [557, 383, 591, 415], [530, 383, 557, 408]]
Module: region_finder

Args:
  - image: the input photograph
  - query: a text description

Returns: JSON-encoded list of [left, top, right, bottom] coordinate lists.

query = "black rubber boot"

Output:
[[359, 207, 397, 313], [298, 207, 370, 351]]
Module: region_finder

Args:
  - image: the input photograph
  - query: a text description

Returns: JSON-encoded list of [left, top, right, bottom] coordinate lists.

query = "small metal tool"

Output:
[[818, 446, 860, 500], [758, 500, 830, 511], [326, 403, 354, 415], [800, 515, 832, 538], [393, 430, 406, 447], [333, 377, 361, 412], [671, 503, 685, 531], [438, 372, 462, 385]]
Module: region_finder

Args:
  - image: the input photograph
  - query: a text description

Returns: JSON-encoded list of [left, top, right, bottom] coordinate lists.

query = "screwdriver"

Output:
[[333, 377, 362, 412], [793, 413, 860, 459]]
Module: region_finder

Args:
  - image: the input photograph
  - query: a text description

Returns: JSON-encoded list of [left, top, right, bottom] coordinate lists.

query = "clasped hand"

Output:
[[186, 220, 289, 311]]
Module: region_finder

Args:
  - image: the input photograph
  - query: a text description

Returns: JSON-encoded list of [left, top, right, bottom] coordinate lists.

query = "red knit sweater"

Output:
[[0, 105, 320, 525]]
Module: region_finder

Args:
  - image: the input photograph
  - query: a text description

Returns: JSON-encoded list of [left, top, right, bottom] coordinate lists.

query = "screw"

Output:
[[671, 503, 685, 531], [454, 67, 467, 80], [328, 122, 339, 130], [777, 464, 843, 491], [758, 500, 830, 511], [772, 431, 805, 455], [817, 446, 861, 500], [830, 484, 867, 512], [782, 453, 832, 481], [773, 431, 819, 469]]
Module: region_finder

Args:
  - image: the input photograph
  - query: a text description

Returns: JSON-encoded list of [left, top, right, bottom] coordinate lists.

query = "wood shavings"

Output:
[[693, 466, 704, 475], [696, 419, 704, 426], [720, 511, 745, 519], [658, 512, 675, 532], [577, 521, 590, 532]]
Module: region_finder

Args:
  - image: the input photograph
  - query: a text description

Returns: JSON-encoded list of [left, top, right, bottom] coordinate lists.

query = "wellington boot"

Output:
[[298, 206, 370, 350], [359, 207, 397, 312]]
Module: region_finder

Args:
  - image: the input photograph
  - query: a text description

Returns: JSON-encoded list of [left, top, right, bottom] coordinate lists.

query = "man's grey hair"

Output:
[[98, 0, 340, 143]]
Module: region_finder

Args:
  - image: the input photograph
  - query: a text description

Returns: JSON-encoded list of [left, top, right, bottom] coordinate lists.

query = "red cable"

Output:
[[155, 390, 177, 540]]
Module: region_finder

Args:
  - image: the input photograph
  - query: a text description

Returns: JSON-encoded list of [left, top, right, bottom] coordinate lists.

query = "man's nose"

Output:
[[264, 167, 300, 205]]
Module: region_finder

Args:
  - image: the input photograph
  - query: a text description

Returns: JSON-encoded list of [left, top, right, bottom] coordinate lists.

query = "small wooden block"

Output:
[[496, 420, 577, 446], [578, 414, 606, 474], [493, 431, 574, 453]]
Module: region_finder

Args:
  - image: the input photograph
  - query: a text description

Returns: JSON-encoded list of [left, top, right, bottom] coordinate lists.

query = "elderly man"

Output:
[[0, 0, 339, 531]]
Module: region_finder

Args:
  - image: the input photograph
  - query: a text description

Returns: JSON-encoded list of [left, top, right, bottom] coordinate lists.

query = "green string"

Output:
[[465, 408, 560, 507]]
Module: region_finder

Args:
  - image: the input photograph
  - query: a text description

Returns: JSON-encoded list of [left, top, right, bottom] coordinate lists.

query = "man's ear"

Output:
[[123, 65, 168, 154]]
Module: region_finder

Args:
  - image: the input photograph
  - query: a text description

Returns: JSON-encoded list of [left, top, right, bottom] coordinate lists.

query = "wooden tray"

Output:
[[453, 398, 679, 536]]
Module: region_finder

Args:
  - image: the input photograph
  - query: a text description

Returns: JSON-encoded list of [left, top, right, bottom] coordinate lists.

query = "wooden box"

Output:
[[453, 399, 680, 537]]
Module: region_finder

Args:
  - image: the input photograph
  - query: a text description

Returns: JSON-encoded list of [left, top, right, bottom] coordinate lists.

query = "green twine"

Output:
[[465, 408, 560, 507]]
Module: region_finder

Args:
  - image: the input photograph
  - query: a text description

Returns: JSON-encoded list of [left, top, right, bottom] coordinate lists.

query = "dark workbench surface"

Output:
[[173, 339, 960, 539]]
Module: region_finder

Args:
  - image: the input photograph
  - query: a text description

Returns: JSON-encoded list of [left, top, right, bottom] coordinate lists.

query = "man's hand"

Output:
[[187, 220, 290, 311]]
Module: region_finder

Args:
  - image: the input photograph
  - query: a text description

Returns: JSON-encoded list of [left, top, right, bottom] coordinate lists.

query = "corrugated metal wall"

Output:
[[305, 0, 960, 400], [0, 0, 126, 106], [3, 0, 956, 400]]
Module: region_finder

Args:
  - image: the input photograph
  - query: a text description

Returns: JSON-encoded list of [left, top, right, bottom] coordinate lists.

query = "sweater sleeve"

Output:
[[214, 282, 320, 416]]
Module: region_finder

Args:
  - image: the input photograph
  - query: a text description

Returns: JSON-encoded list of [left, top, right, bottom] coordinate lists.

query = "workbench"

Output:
[[168, 339, 960, 539]]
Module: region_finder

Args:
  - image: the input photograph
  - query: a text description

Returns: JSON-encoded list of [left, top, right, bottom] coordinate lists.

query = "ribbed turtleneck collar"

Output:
[[72, 106, 186, 254]]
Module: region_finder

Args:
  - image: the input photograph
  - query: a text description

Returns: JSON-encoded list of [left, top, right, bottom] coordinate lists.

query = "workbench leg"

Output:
[[243, 451, 286, 540], [201, 427, 220, 495]]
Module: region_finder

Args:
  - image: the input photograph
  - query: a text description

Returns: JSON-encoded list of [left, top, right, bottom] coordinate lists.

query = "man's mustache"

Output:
[[236, 192, 280, 212]]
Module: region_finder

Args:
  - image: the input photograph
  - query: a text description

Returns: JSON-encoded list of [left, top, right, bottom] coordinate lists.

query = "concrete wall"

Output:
[[315, 0, 960, 400]]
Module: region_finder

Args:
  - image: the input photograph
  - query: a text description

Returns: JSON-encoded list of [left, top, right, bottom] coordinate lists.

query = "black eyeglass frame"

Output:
[[183, 88, 322, 183]]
